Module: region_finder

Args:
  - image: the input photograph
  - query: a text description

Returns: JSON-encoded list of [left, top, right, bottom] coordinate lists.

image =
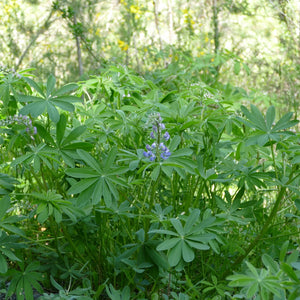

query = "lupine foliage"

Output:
[[0, 61, 299, 299]]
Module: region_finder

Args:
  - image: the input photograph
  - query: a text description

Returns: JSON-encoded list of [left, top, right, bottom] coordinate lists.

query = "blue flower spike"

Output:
[[143, 112, 171, 162]]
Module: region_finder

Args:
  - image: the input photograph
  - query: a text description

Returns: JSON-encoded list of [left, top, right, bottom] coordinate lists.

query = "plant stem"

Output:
[[223, 186, 286, 278]]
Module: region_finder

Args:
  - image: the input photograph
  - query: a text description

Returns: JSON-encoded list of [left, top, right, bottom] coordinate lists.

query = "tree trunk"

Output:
[[15, 9, 56, 71], [74, 14, 84, 77]]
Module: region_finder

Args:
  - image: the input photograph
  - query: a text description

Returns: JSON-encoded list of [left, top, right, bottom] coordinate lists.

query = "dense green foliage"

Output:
[[0, 55, 299, 299], [0, 0, 300, 299]]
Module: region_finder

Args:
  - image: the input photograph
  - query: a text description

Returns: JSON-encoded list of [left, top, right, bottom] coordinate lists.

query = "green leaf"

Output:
[[145, 246, 169, 270], [37, 208, 48, 224], [246, 281, 258, 298], [245, 261, 259, 277], [50, 275, 64, 290], [102, 180, 112, 206], [184, 209, 200, 232], [1, 247, 21, 261], [266, 106, 275, 130], [67, 177, 98, 195], [157, 238, 181, 251], [241, 105, 266, 131], [56, 114, 67, 145], [35, 124, 55, 145], [23, 77, 45, 97], [148, 229, 178, 236], [77, 149, 102, 173], [61, 125, 86, 147], [0, 196, 10, 219], [272, 112, 298, 131], [170, 218, 184, 236], [279, 241, 289, 262], [10, 153, 33, 167], [20, 101, 46, 117], [185, 240, 210, 250], [52, 100, 75, 112], [169, 135, 181, 151], [182, 242, 194, 262], [168, 240, 182, 266], [171, 148, 193, 158], [46, 102, 60, 123], [17, 95, 44, 102], [294, 199, 300, 210], [53, 95, 81, 103], [262, 254, 278, 273], [227, 274, 256, 286], [65, 167, 99, 178], [52, 83, 78, 97], [24, 278, 34, 300], [46, 74, 56, 97], [281, 262, 300, 282], [104, 147, 118, 170], [286, 250, 298, 264], [151, 165, 160, 181], [0, 254, 8, 273], [54, 208, 62, 223]]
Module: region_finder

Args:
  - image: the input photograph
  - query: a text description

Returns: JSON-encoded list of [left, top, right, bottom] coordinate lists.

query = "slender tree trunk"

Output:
[[212, 0, 220, 55], [74, 14, 83, 77], [212, 0, 220, 75], [15, 9, 56, 70]]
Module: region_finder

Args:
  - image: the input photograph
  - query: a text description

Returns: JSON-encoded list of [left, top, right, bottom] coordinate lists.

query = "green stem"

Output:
[[224, 186, 286, 277], [62, 224, 86, 263], [30, 166, 46, 191], [270, 142, 279, 179]]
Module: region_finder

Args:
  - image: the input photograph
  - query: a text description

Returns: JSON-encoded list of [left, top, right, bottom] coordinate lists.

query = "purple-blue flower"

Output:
[[143, 112, 172, 162], [163, 132, 170, 141], [159, 142, 167, 151], [149, 155, 156, 161]]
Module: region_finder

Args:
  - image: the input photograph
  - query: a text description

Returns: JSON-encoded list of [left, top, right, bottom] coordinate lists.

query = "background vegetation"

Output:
[[0, 0, 299, 299], [1, 0, 299, 112]]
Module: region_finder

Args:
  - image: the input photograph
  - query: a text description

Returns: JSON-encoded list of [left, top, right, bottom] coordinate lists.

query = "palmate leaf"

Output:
[[36, 114, 92, 167], [152, 209, 219, 267], [0, 174, 19, 195], [239, 105, 298, 146], [17, 75, 81, 122], [240, 105, 267, 131], [227, 260, 284, 299], [66, 149, 128, 206], [0, 232, 22, 273], [7, 262, 44, 300]]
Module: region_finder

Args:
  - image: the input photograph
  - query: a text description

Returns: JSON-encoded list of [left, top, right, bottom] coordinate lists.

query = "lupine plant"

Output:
[[143, 112, 171, 161], [0, 61, 299, 299]]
